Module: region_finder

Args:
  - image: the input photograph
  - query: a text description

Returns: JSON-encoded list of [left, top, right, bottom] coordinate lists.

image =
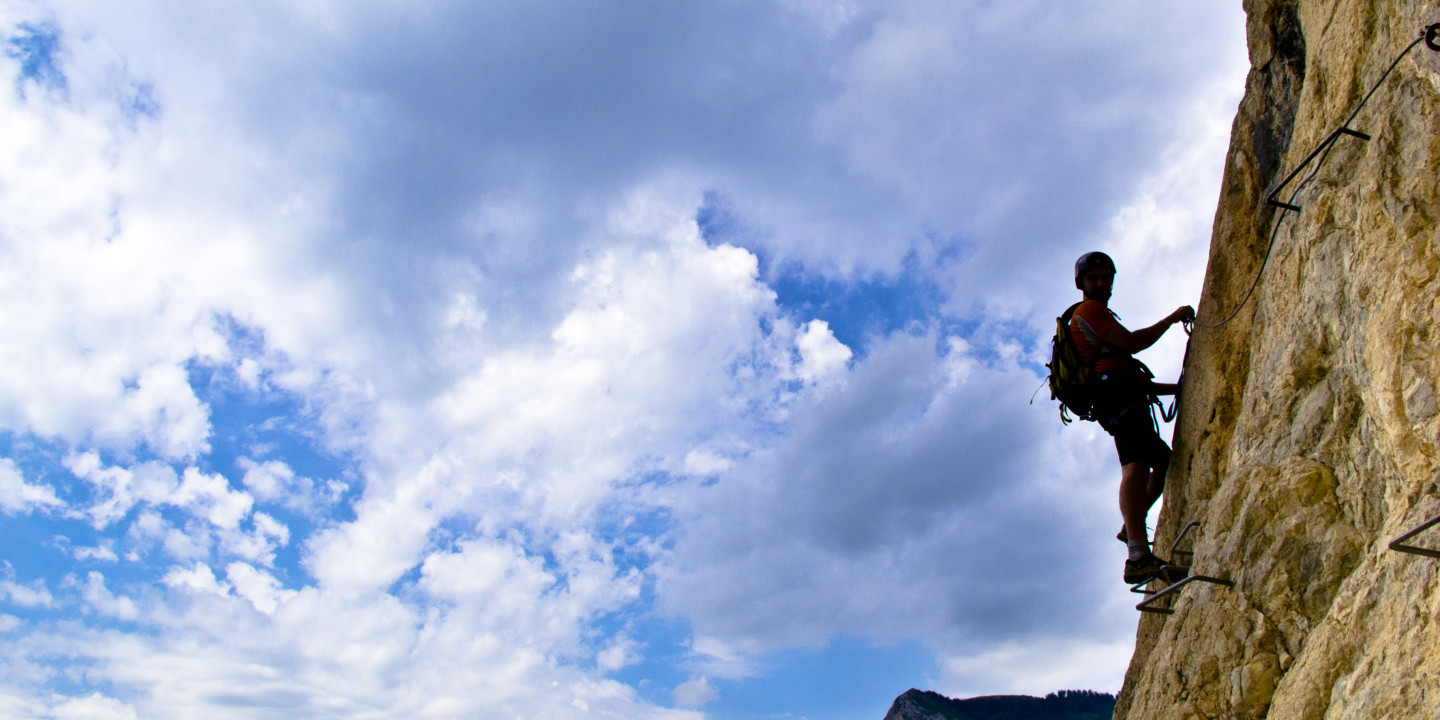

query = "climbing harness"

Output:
[[1147, 321, 1194, 425], [1193, 23, 1440, 330], [1033, 309, 1182, 426], [1156, 388, 1179, 423]]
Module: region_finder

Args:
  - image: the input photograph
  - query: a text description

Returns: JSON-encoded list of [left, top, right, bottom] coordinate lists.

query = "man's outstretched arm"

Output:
[[1102, 305, 1194, 355]]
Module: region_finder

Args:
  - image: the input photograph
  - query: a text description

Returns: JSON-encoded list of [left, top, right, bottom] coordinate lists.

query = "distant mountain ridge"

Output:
[[883, 688, 1116, 720]]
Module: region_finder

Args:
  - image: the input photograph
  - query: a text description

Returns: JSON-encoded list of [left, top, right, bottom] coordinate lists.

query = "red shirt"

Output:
[[1069, 300, 1142, 376]]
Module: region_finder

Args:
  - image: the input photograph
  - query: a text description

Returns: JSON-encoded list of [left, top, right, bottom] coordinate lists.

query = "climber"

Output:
[[1070, 251, 1194, 585]]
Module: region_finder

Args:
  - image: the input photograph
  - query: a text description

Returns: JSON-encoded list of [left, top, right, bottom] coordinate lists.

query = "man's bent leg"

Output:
[[1140, 439, 1171, 527], [1120, 461, 1153, 554], [1144, 464, 1165, 512]]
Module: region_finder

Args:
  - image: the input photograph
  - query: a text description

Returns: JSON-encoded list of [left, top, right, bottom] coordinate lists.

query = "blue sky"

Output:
[[0, 2, 1246, 718]]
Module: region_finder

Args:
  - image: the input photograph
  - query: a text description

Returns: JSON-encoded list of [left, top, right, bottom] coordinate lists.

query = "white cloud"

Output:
[[172, 468, 252, 530], [597, 633, 642, 673], [100, 365, 211, 460], [148, 516, 211, 562], [0, 68, 216, 458], [660, 328, 1139, 686], [237, 458, 293, 502], [0, 575, 54, 609], [794, 319, 852, 383], [63, 454, 285, 565], [225, 562, 295, 615], [219, 512, 290, 567], [64, 454, 178, 528], [673, 676, 718, 709], [238, 457, 345, 520], [161, 563, 229, 596], [686, 635, 758, 680], [76, 571, 140, 621], [0, 457, 62, 513], [73, 541, 119, 563], [419, 538, 554, 606], [309, 190, 794, 596], [49, 693, 142, 720], [938, 638, 1137, 698], [236, 358, 262, 390], [682, 448, 732, 476], [0, 0, 1247, 716]]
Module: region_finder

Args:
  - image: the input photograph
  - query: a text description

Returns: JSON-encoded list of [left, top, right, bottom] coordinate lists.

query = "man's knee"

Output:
[[1147, 443, 1171, 485], [1120, 461, 1148, 481]]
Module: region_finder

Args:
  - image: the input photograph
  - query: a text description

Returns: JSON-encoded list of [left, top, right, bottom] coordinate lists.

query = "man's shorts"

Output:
[[1096, 374, 1172, 469]]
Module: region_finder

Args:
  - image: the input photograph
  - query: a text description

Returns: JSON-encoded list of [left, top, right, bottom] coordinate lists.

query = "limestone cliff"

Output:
[[1115, 1, 1440, 718]]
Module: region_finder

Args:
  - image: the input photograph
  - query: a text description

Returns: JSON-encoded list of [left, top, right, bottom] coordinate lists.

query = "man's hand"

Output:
[[1104, 304, 1198, 354]]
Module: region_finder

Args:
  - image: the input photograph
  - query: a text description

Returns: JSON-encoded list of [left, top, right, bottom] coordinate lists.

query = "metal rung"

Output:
[[1136, 574, 1235, 615], [1263, 125, 1373, 214], [1169, 520, 1201, 565], [1130, 565, 1189, 595], [1389, 513, 1440, 559], [1128, 520, 1205, 595]]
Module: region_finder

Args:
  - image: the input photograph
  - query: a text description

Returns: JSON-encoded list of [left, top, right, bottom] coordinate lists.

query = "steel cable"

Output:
[[1192, 25, 1437, 329]]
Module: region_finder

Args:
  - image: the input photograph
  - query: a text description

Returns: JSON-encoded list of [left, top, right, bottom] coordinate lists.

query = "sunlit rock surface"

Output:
[[1115, 1, 1440, 718]]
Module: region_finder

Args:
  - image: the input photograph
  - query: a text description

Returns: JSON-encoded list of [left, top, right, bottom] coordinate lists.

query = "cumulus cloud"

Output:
[[937, 638, 1139, 698], [72, 542, 118, 563], [674, 676, 719, 709], [0, 70, 217, 459], [0, 458, 62, 513], [237, 458, 346, 520], [596, 633, 642, 674], [161, 563, 228, 596], [65, 454, 176, 528], [662, 331, 1123, 652], [225, 562, 295, 615], [794, 319, 852, 383], [237, 459, 297, 503], [75, 571, 140, 621], [1, 573, 53, 608], [0, 0, 1246, 716], [48, 693, 143, 720]]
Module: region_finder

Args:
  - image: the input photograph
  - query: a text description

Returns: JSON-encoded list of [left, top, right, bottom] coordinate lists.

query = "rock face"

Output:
[[1115, 1, 1440, 718]]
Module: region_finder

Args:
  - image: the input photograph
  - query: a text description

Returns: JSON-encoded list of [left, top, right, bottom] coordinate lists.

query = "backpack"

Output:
[[1047, 302, 1098, 424]]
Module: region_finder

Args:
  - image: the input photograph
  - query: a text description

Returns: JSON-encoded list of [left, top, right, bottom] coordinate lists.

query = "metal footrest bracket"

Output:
[[1169, 520, 1200, 567], [1128, 520, 1204, 595], [1130, 565, 1190, 595], [1388, 513, 1440, 559], [1129, 519, 1232, 614], [1136, 574, 1235, 615]]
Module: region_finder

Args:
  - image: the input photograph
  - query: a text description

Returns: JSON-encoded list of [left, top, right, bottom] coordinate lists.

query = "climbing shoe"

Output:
[[1123, 553, 1188, 585]]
